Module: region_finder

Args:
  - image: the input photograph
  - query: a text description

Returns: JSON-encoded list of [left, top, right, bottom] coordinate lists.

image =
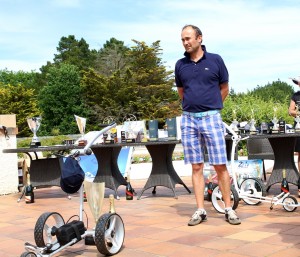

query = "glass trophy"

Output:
[[83, 180, 105, 245], [248, 109, 257, 135], [74, 115, 87, 146], [249, 118, 257, 135], [230, 109, 240, 134], [83, 181, 105, 224], [295, 105, 300, 132], [122, 114, 138, 143], [272, 116, 279, 134], [27, 117, 42, 148]]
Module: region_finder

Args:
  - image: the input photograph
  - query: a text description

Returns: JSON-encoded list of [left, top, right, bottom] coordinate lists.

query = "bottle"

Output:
[[109, 194, 116, 213], [25, 174, 34, 204], [125, 175, 134, 200], [280, 169, 289, 193], [83, 191, 87, 202]]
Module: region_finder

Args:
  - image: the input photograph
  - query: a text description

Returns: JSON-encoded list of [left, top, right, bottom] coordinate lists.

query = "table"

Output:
[[2, 141, 191, 199], [2, 145, 83, 189], [136, 141, 191, 199], [248, 133, 300, 190]]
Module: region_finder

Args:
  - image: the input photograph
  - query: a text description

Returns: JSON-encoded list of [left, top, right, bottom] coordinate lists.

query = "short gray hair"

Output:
[[182, 25, 202, 37]]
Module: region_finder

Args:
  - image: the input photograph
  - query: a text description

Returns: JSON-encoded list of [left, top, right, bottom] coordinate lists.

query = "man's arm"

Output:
[[177, 87, 184, 100], [288, 99, 297, 117], [220, 82, 229, 102]]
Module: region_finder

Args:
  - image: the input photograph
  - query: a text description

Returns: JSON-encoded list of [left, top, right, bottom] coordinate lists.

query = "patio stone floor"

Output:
[[0, 175, 299, 257]]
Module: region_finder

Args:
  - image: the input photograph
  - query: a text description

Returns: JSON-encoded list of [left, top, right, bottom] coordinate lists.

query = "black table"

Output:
[[248, 133, 300, 190], [2, 145, 84, 189], [2, 141, 191, 199], [136, 141, 191, 199]]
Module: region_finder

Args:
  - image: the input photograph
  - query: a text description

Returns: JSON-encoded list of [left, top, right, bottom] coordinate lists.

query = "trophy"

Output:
[[271, 107, 279, 134], [74, 115, 87, 146], [230, 109, 240, 135], [100, 116, 115, 144], [260, 122, 268, 134], [295, 105, 300, 132], [249, 109, 257, 135], [83, 181, 105, 224], [122, 114, 139, 143], [27, 117, 42, 148]]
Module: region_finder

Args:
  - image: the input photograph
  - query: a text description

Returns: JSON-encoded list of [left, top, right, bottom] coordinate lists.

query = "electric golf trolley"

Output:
[[20, 123, 125, 257], [211, 122, 299, 214]]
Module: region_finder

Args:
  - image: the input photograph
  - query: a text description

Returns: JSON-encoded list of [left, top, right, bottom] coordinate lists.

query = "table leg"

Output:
[[266, 137, 300, 191], [137, 143, 191, 199], [92, 146, 127, 198]]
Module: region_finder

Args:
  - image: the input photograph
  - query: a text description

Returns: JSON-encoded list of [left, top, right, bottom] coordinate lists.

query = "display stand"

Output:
[[0, 114, 19, 194]]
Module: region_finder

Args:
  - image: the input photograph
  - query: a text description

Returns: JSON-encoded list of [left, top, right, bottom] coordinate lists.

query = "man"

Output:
[[175, 24, 241, 225], [288, 77, 300, 197]]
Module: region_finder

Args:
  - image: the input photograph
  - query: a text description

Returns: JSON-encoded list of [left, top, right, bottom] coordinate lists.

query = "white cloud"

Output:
[[0, 0, 300, 92]]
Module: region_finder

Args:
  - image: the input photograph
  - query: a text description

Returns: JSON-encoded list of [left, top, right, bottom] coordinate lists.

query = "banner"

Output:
[[204, 159, 263, 185]]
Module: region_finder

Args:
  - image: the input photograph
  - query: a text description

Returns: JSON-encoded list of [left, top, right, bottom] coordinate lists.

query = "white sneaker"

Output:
[[188, 210, 207, 226], [225, 209, 241, 225]]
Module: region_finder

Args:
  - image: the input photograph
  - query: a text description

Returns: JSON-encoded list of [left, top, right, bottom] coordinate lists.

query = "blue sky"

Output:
[[1, 0, 300, 93]]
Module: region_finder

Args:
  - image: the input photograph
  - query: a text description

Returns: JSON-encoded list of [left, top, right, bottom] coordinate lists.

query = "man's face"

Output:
[[181, 27, 202, 54]]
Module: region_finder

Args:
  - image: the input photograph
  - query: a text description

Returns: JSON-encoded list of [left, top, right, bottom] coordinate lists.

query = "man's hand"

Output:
[[289, 77, 300, 85]]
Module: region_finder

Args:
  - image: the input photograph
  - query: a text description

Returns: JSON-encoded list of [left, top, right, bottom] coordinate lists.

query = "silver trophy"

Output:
[[74, 115, 87, 145], [27, 117, 42, 147], [295, 105, 300, 132]]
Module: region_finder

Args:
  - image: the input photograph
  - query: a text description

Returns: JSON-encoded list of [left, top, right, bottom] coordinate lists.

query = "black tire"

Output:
[[239, 178, 266, 205], [84, 234, 95, 245], [211, 185, 239, 213], [20, 252, 37, 257], [283, 196, 298, 212], [95, 213, 125, 256], [34, 212, 65, 251]]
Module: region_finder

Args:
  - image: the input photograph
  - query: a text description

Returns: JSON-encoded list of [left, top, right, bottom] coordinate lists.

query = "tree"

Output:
[[0, 69, 42, 93], [54, 35, 97, 71], [126, 40, 180, 122], [81, 68, 136, 128], [81, 40, 181, 127], [0, 82, 40, 137], [38, 63, 86, 135], [95, 37, 130, 76], [249, 80, 294, 105]]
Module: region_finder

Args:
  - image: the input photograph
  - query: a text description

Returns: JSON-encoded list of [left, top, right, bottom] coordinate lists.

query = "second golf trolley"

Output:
[[211, 122, 299, 213], [20, 123, 125, 257]]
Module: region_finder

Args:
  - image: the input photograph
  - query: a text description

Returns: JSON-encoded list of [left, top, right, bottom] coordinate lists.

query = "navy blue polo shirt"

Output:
[[175, 45, 229, 112]]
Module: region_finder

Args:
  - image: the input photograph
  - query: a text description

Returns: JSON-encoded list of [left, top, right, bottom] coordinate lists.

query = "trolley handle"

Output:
[[83, 122, 117, 154], [223, 122, 249, 142]]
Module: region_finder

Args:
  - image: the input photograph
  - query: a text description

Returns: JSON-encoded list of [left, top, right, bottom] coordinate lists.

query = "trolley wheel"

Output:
[[283, 196, 298, 212], [34, 212, 65, 251], [239, 178, 266, 205], [20, 252, 37, 257], [95, 213, 125, 256], [84, 235, 95, 245], [211, 185, 239, 213]]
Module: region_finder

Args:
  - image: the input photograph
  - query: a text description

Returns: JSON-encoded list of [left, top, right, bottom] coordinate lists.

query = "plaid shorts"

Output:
[[181, 112, 227, 165]]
